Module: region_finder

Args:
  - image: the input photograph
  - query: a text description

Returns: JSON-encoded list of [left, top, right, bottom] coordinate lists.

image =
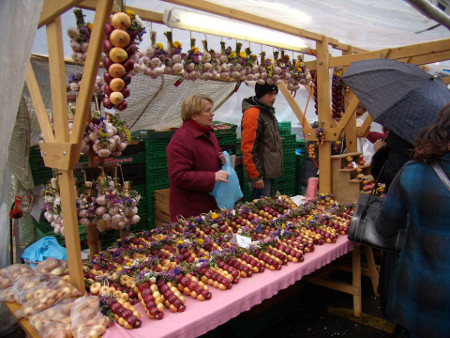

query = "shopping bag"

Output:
[[21, 236, 67, 267], [348, 193, 405, 253], [210, 151, 243, 209]]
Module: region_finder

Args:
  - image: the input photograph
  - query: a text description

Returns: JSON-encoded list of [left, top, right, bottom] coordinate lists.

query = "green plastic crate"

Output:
[[132, 129, 176, 141], [213, 121, 237, 136], [278, 121, 292, 135]]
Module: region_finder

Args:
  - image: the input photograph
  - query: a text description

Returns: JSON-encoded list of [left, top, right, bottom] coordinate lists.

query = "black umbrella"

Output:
[[342, 58, 450, 144]]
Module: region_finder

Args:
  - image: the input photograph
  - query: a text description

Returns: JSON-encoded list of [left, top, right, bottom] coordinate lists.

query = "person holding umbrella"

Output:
[[342, 59, 450, 328], [375, 103, 450, 338]]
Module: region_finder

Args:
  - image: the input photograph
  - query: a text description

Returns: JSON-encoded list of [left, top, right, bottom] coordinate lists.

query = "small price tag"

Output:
[[236, 234, 252, 249]]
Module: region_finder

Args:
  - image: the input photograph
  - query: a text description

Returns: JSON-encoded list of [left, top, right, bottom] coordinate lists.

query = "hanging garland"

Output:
[[331, 69, 346, 120]]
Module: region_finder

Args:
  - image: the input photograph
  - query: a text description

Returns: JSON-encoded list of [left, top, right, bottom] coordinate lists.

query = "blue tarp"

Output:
[[21, 236, 67, 267]]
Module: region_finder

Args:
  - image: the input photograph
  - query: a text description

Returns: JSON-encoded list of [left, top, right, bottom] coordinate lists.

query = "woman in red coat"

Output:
[[167, 94, 229, 221]]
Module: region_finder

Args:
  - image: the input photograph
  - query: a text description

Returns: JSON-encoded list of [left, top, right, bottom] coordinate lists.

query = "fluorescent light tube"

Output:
[[163, 8, 309, 52]]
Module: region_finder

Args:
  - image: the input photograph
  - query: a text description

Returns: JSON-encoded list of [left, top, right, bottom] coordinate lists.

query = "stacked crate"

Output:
[[234, 138, 252, 202], [274, 121, 296, 196], [132, 129, 175, 227], [29, 146, 53, 186], [295, 139, 307, 195], [213, 121, 237, 155]]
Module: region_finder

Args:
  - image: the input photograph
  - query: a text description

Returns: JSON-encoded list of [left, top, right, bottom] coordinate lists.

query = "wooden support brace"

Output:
[[307, 246, 362, 318], [316, 36, 332, 194], [39, 142, 80, 171], [357, 115, 373, 138], [58, 170, 85, 292], [25, 63, 55, 143], [47, 16, 70, 143], [278, 81, 316, 139]]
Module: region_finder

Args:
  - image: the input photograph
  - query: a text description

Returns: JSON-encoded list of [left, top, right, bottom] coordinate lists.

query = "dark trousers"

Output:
[[251, 178, 274, 199]]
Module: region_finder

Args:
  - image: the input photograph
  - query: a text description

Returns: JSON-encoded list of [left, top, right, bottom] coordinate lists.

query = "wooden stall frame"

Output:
[[26, 0, 449, 319]]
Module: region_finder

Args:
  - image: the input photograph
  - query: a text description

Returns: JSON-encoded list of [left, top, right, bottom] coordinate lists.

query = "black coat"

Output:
[[370, 132, 413, 189]]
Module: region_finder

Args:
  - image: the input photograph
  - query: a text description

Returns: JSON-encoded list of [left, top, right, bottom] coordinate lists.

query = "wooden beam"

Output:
[[336, 91, 359, 140], [47, 17, 70, 144], [25, 63, 55, 143], [306, 38, 450, 70], [396, 50, 450, 66], [357, 115, 373, 138], [79, 0, 164, 23], [162, 0, 348, 48], [330, 42, 367, 55], [39, 0, 84, 28], [278, 82, 316, 140], [58, 170, 85, 292], [316, 37, 332, 194]]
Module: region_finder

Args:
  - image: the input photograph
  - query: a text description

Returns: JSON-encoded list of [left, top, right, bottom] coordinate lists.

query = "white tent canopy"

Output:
[[30, 0, 450, 129]]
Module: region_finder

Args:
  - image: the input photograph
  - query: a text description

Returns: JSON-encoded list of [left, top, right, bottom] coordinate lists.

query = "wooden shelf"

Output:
[[3, 302, 40, 338], [330, 152, 362, 159]]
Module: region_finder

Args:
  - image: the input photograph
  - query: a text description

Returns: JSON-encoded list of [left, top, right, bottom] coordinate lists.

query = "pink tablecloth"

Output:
[[105, 236, 355, 338]]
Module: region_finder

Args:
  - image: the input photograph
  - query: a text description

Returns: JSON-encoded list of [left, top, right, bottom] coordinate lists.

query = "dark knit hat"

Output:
[[255, 83, 278, 99]]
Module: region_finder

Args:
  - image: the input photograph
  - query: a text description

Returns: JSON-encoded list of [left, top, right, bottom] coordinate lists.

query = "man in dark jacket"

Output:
[[241, 83, 283, 199]]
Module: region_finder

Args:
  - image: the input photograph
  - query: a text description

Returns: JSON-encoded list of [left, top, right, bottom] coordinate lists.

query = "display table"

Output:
[[105, 236, 356, 338]]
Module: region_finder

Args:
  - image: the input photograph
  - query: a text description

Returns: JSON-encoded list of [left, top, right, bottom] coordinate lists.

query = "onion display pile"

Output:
[[79, 194, 354, 328], [102, 12, 136, 111]]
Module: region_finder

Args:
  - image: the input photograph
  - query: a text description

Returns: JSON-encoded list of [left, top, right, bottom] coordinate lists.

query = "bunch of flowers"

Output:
[[183, 38, 203, 81], [41, 178, 64, 235], [199, 40, 216, 80], [227, 42, 245, 81], [124, 9, 146, 45], [163, 31, 184, 75], [238, 47, 259, 82], [94, 175, 141, 231], [77, 180, 97, 227], [67, 9, 93, 63], [255, 51, 272, 85], [81, 111, 130, 158], [67, 72, 105, 95], [139, 31, 167, 79]]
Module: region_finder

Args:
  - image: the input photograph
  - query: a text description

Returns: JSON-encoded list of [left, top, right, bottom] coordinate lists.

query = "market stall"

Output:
[[1, 0, 450, 337]]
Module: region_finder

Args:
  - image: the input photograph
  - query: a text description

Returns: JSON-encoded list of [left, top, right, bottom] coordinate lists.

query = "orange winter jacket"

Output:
[[240, 97, 284, 181]]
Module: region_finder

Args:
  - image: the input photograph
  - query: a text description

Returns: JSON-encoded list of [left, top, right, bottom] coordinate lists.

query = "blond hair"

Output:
[[181, 94, 213, 121]]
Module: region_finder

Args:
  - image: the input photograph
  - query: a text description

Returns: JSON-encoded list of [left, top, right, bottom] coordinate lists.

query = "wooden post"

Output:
[[316, 36, 332, 194], [87, 223, 101, 257], [58, 170, 85, 291], [27, 0, 114, 292]]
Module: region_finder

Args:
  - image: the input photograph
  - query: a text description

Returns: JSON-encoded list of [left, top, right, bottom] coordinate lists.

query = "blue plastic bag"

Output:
[[210, 151, 243, 209], [21, 236, 67, 267]]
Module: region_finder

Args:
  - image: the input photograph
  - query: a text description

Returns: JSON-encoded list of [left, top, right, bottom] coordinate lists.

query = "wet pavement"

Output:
[[202, 269, 393, 338]]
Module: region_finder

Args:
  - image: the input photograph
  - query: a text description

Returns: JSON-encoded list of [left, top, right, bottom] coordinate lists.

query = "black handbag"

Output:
[[348, 193, 406, 253], [348, 161, 449, 253], [348, 166, 406, 253]]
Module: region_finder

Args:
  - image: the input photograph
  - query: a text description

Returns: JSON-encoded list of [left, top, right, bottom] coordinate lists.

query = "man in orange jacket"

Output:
[[241, 83, 284, 199]]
